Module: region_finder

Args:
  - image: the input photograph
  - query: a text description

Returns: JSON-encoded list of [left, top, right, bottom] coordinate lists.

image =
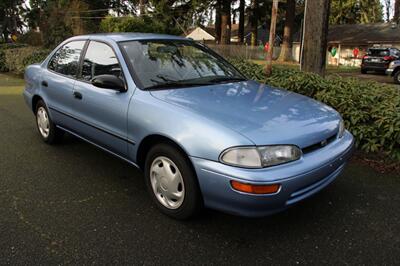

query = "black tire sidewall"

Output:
[[144, 143, 203, 219], [394, 71, 400, 84]]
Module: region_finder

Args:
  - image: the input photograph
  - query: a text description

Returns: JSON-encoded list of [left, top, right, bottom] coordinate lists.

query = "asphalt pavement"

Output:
[[0, 84, 399, 265]]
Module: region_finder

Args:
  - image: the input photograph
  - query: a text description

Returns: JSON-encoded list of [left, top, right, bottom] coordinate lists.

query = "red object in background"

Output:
[[353, 48, 359, 58], [264, 42, 270, 53], [383, 56, 395, 61]]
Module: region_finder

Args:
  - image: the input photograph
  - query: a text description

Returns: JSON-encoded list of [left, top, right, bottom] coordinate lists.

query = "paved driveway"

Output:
[[1, 77, 399, 264]]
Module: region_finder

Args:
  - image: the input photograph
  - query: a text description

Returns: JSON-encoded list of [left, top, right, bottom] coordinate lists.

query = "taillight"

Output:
[[363, 55, 369, 60], [383, 56, 395, 61]]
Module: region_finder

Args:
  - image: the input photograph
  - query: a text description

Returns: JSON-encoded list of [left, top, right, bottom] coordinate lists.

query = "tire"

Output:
[[361, 68, 367, 74], [394, 71, 400, 84], [144, 143, 203, 219], [35, 100, 64, 144]]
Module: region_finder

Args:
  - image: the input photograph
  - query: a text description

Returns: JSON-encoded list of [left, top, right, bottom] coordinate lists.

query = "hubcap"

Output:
[[150, 156, 185, 209], [36, 107, 50, 138]]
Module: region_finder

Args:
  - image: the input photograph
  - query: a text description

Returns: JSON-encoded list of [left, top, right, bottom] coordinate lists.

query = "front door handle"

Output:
[[73, 91, 83, 100], [41, 81, 48, 87]]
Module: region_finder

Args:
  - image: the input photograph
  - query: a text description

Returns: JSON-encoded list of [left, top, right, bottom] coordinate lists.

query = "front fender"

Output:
[[127, 90, 255, 163]]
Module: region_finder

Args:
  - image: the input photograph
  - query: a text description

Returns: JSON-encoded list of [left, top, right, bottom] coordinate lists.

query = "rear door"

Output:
[[69, 40, 133, 157], [41, 40, 86, 126]]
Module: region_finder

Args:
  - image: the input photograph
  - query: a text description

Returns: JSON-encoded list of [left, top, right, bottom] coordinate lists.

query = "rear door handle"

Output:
[[41, 81, 48, 87], [73, 91, 83, 100]]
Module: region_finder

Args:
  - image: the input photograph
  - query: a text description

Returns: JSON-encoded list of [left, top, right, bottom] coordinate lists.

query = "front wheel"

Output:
[[35, 100, 64, 144], [144, 143, 203, 219], [394, 71, 400, 84]]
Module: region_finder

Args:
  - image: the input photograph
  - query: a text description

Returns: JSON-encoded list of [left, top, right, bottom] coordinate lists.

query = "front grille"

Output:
[[302, 133, 337, 154]]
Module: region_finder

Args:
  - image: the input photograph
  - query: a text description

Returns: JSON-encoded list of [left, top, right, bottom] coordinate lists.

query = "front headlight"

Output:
[[220, 145, 302, 168], [389, 61, 395, 69], [338, 119, 345, 138]]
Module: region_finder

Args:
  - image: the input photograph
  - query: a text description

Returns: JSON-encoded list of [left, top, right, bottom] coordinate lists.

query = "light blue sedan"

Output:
[[23, 33, 354, 219]]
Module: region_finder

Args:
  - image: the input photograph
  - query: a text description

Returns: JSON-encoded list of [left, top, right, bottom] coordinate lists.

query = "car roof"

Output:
[[68, 33, 189, 42]]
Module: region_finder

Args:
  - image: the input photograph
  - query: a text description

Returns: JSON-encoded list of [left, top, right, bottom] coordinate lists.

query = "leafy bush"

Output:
[[100, 16, 181, 35], [0, 43, 28, 72], [1, 47, 50, 75], [22, 49, 51, 69], [230, 59, 400, 160]]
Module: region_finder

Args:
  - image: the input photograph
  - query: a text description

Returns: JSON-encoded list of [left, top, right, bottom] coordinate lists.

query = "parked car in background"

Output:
[[361, 47, 400, 74], [23, 34, 354, 219], [385, 59, 400, 84]]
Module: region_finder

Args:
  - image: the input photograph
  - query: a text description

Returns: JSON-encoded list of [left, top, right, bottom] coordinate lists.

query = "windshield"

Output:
[[120, 40, 246, 89]]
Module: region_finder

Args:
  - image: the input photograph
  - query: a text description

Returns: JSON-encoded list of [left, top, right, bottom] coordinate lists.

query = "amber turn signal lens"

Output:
[[230, 180, 280, 194]]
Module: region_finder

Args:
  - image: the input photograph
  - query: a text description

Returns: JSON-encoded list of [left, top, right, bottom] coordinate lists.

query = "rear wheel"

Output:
[[35, 100, 64, 144], [144, 143, 203, 219], [361, 68, 367, 74], [394, 70, 400, 84]]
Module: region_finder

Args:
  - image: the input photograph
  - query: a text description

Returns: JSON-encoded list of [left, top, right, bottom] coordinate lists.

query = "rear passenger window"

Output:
[[81, 41, 122, 81], [48, 41, 86, 78]]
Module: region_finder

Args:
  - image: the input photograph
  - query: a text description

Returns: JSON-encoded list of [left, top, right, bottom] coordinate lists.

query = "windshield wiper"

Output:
[[208, 76, 247, 84], [144, 81, 212, 90]]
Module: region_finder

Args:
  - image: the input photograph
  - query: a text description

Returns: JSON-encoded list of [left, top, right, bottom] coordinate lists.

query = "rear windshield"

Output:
[[367, 49, 389, 56]]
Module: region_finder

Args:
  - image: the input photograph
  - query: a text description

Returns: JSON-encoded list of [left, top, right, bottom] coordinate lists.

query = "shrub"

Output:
[[230, 59, 400, 160], [1, 47, 50, 75], [0, 43, 28, 72]]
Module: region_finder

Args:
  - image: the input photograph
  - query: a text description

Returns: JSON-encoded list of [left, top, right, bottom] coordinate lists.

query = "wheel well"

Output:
[[136, 135, 190, 170], [31, 95, 43, 113]]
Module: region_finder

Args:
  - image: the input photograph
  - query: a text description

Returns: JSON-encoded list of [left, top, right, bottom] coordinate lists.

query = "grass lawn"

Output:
[[0, 73, 24, 95]]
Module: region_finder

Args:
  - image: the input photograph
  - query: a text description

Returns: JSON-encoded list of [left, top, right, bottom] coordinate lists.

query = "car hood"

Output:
[[150, 80, 341, 148]]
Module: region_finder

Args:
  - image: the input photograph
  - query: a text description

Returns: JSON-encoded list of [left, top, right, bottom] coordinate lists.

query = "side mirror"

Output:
[[91, 74, 126, 92]]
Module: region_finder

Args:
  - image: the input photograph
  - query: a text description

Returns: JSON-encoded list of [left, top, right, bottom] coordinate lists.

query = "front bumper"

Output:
[[191, 131, 355, 217]]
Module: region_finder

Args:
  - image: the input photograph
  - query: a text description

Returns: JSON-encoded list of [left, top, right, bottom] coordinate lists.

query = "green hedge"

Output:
[[0, 45, 50, 75], [230, 59, 400, 160]]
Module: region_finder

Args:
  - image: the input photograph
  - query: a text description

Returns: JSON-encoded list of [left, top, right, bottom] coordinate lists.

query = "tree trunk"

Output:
[[238, 0, 245, 44], [265, 0, 278, 76], [300, 0, 330, 76], [220, 0, 231, 44], [250, 0, 258, 46], [215, 0, 222, 43], [139, 0, 146, 16], [395, 0, 400, 23], [278, 0, 295, 62]]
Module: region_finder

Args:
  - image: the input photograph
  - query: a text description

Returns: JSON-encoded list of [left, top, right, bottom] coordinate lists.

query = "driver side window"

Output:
[[81, 41, 123, 82]]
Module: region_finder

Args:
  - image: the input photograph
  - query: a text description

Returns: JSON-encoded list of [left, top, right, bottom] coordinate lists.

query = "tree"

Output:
[[0, 0, 26, 42], [278, 0, 296, 61], [265, 0, 279, 75], [238, 0, 245, 44], [301, 0, 330, 76], [330, 0, 383, 24], [394, 0, 400, 22], [220, 0, 231, 44], [215, 0, 222, 43], [249, 0, 258, 46]]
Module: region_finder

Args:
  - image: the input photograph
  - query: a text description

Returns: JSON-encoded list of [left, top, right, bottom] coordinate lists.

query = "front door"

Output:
[[69, 40, 133, 157]]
